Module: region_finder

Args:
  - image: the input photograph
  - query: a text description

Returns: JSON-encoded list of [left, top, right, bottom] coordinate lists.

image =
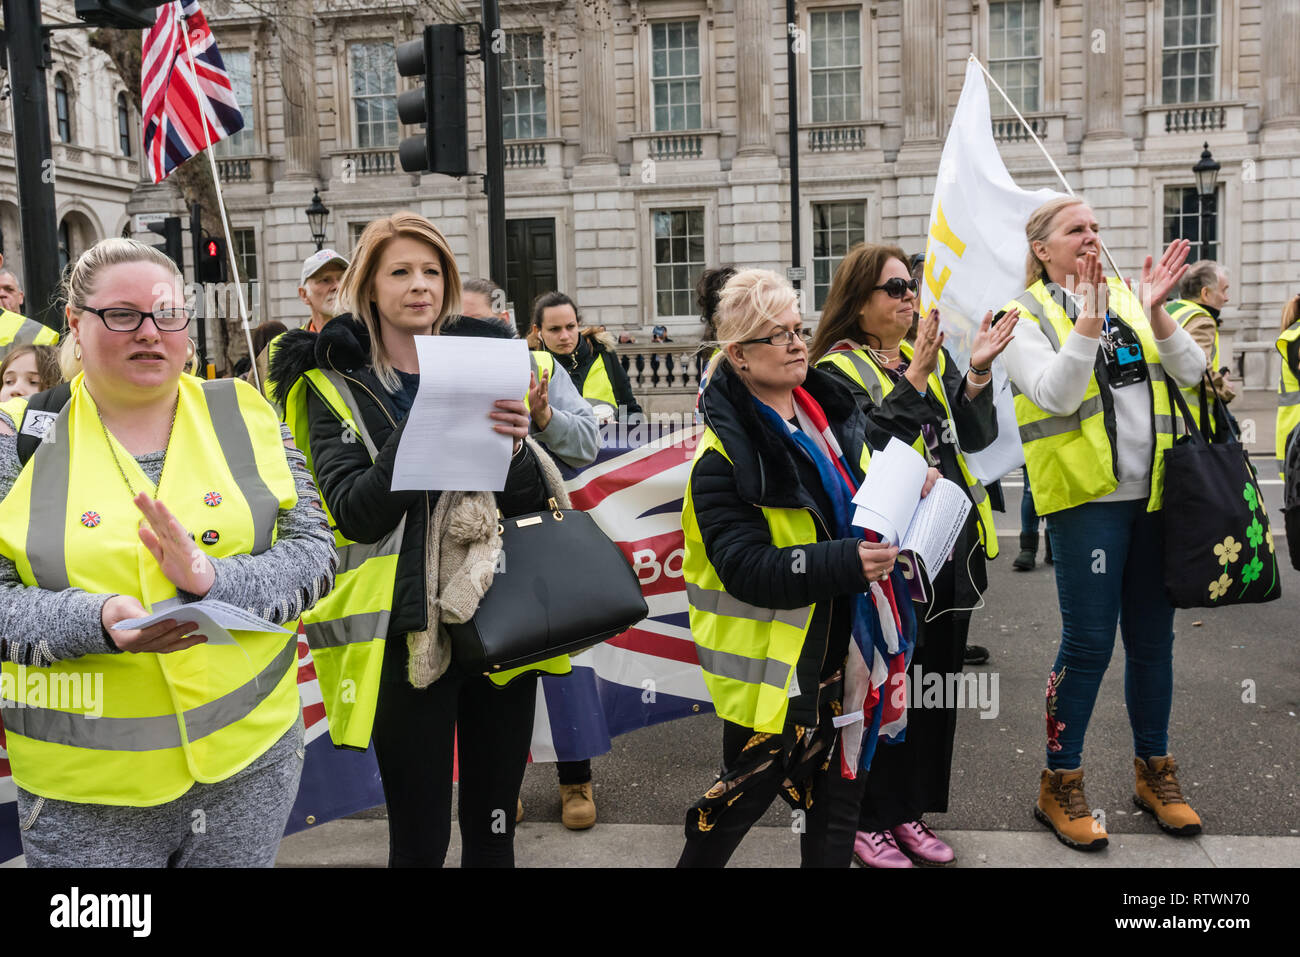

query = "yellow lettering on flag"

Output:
[[924, 201, 967, 303]]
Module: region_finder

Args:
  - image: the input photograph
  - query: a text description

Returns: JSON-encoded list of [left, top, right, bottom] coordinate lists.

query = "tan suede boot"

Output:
[[1134, 756, 1202, 836], [1034, 768, 1108, 851], [560, 782, 596, 830]]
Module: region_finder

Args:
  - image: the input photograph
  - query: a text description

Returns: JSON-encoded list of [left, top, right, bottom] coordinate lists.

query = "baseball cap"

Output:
[[300, 249, 349, 287]]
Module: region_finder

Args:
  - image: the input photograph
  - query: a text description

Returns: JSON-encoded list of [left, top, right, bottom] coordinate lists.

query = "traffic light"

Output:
[[74, 1, 169, 29], [396, 24, 469, 177], [146, 217, 183, 270], [198, 236, 227, 284]]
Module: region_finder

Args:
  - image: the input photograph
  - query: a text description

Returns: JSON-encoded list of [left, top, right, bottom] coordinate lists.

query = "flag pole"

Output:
[[969, 54, 1126, 283], [178, 4, 261, 390]]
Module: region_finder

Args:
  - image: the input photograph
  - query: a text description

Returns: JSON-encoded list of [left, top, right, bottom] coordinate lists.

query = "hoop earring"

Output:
[[186, 338, 196, 360], [73, 342, 82, 361]]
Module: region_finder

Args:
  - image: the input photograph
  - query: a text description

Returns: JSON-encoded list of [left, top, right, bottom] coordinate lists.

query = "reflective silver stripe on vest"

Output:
[[695, 645, 792, 692], [836, 352, 885, 404], [685, 582, 810, 630], [1280, 390, 1300, 406], [26, 407, 71, 591], [319, 370, 379, 458], [0, 635, 297, 751], [1016, 294, 1061, 350], [304, 610, 390, 649], [201, 379, 279, 555], [1153, 414, 1176, 435], [10, 317, 51, 348], [1017, 394, 1106, 443]]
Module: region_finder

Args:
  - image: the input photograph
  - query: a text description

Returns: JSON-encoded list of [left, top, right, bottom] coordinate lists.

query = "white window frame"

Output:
[[1159, 0, 1220, 104], [972, 0, 1058, 117], [986, 0, 1043, 116], [1145, 0, 1240, 106], [650, 206, 708, 319], [502, 31, 548, 141], [215, 48, 259, 157], [348, 40, 399, 150], [811, 200, 868, 311], [649, 19, 703, 132], [633, 3, 715, 135], [808, 7, 864, 125]]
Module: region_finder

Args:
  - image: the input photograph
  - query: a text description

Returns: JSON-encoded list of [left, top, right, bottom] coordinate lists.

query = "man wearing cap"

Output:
[[0, 255, 57, 360], [257, 249, 348, 400]]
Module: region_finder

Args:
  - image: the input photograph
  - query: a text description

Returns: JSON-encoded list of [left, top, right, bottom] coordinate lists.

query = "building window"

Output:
[[58, 220, 71, 272], [232, 228, 258, 281], [351, 42, 398, 149], [215, 50, 256, 157], [1163, 185, 1219, 260], [350, 222, 369, 249], [1162, 0, 1218, 104], [813, 202, 866, 311], [650, 21, 701, 132], [503, 32, 546, 140], [809, 9, 862, 123], [54, 73, 72, 142], [116, 93, 132, 156], [653, 209, 705, 317], [988, 1, 1041, 115]]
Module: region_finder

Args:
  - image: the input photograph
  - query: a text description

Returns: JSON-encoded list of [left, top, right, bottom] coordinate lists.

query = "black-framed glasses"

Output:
[[872, 277, 920, 299], [77, 304, 193, 332], [740, 328, 811, 347]]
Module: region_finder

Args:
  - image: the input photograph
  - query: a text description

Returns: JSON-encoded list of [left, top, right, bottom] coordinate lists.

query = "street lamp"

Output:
[[1192, 143, 1220, 261], [305, 188, 329, 251]]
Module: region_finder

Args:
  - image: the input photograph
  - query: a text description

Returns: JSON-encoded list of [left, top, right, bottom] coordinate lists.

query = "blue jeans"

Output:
[[1043, 499, 1175, 770]]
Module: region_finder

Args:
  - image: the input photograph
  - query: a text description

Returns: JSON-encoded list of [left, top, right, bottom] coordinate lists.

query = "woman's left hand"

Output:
[[969, 306, 1020, 371], [1139, 238, 1191, 311], [920, 467, 941, 497], [491, 398, 531, 454], [135, 493, 215, 597]]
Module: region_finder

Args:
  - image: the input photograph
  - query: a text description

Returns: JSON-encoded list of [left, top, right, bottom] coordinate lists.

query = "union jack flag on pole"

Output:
[[142, 1, 245, 183]]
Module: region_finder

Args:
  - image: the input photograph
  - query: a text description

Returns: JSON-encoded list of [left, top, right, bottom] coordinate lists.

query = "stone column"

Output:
[[279, 3, 318, 178], [1261, 0, 1300, 130], [900, 0, 943, 144], [735, 0, 774, 155], [1082, 0, 1125, 137], [577, 0, 617, 163]]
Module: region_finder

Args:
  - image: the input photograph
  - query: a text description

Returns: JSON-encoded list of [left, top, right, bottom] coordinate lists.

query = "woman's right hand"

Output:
[[858, 540, 899, 583], [101, 595, 207, 654], [904, 308, 943, 393]]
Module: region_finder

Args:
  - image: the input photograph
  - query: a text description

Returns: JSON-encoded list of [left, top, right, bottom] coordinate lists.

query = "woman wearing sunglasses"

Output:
[[808, 243, 1017, 868], [0, 238, 336, 867], [679, 267, 938, 867]]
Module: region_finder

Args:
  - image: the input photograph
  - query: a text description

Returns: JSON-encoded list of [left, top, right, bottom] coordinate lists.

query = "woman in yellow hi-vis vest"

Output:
[[528, 291, 642, 422], [1001, 198, 1209, 852], [0, 238, 336, 867], [272, 212, 568, 868], [1275, 295, 1300, 479], [678, 268, 937, 868], [808, 242, 1018, 868]]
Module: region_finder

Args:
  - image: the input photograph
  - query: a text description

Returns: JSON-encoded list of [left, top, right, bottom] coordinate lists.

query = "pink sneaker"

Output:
[[891, 820, 955, 865], [853, 829, 913, 868]]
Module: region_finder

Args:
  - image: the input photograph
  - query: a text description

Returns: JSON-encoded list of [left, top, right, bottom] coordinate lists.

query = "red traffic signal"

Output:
[[198, 235, 227, 284]]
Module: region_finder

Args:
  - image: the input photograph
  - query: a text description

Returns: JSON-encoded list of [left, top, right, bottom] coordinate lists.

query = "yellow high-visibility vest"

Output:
[[0, 373, 299, 805], [815, 344, 999, 560], [0, 309, 59, 360], [1277, 320, 1300, 478], [1165, 298, 1217, 429], [581, 352, 618, 409], [1003, 278, 1177, 516], [681, 426, 870, 733]]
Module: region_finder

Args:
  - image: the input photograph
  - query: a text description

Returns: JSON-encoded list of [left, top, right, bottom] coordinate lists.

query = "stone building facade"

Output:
[[191, 0, 1296, 385], [0, 2, 142, 297]]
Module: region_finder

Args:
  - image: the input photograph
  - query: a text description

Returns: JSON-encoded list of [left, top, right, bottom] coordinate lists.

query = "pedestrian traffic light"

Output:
[[197, 236, 227, 284], [146, 217, 183, 270], [74, 1, 169, 29], [396, 24, 469, 177]]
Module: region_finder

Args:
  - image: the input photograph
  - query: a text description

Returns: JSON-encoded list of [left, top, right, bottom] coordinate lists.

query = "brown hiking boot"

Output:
[[1134, 756, 1202, 836], [1034, 768, 1108, 851], [560, 782, 596, 830]]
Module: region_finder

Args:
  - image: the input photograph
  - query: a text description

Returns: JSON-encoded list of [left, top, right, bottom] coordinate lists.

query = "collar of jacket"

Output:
[[1202, 302, 1222, 324], [698, 360, 870, 511]]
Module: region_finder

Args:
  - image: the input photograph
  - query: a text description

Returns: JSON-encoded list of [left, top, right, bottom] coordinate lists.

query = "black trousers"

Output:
[[857, 610, 971, 831], [372, 662, 537, 868], [678, 703, 867, 868], [556, 758, 592, 785]]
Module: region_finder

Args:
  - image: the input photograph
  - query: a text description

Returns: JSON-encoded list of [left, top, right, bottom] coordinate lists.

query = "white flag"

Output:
[[919, 56, 1069, 484]]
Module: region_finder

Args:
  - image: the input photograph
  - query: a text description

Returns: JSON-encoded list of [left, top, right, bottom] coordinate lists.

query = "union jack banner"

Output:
[[142, 1, 245, 183]]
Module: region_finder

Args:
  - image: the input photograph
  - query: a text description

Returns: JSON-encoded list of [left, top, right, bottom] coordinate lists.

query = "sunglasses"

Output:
[[872, 277, 920, 299]]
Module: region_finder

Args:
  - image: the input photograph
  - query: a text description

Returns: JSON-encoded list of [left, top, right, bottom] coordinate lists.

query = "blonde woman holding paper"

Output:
[[809, 242, 1017, 868]]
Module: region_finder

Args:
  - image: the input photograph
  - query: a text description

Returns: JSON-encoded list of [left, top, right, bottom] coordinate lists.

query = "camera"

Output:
[[1116, 344, 1142, 365]]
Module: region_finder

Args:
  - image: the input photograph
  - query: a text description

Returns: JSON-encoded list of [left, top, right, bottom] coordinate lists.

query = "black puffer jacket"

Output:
[[545, 330, 642, 416], [691, 361, 895, 728], [268, 315, 550, 651]]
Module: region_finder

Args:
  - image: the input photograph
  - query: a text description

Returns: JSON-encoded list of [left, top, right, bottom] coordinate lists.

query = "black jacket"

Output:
[[268, 315, 550, 649], [821, 345, 997, 610], [546, 331, 643, 416], [692, 361, 895, 728]]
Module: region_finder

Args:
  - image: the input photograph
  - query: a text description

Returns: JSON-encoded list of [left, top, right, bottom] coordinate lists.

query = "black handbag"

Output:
[[448, 496, 649, 676], [1162, 375, 1281, 608]]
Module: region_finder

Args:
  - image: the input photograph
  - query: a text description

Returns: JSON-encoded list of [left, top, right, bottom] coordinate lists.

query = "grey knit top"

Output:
[[0, 415, 337, 667]]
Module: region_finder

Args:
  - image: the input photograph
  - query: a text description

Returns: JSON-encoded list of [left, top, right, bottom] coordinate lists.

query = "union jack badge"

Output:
[[203, 491, 222, 507], [80, 511, 101, 528]]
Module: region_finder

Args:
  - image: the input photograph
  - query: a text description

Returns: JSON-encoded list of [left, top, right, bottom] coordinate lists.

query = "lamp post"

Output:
[[1192, 142, 1221, 261], [305, 188, 330, 251]]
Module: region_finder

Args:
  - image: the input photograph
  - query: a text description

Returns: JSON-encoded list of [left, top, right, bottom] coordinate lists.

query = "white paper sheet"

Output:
[[900, 477, 972, 578], [111, 598, 290, 646], [391, 336, 531, 491], [850, 437, 929, 544]]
